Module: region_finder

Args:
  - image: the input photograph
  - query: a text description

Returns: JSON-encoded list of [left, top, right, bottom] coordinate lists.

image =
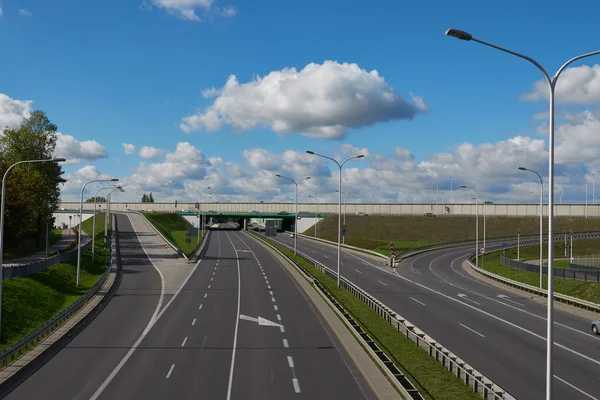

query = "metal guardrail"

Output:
[[468, 238, 600, 313], [252, 232, 514, 400], [500, 256, 600, 282], [3, 239, 92, 281], [0, 215, 117, 369]]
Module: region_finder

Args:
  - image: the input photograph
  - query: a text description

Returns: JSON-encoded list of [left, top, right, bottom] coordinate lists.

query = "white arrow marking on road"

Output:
[[239, 314, 283, 328], [457, 293, 480, 305], [496, 294, 525, 307]]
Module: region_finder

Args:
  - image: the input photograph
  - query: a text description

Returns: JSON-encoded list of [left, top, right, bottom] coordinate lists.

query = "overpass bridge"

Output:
[[58, 201, 600, 218]]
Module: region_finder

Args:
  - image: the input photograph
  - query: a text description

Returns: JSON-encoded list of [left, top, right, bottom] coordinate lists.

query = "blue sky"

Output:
[[1, 0, 600, 204]]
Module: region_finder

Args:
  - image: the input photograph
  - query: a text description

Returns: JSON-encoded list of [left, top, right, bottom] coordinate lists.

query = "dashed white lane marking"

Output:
[[292, 379, 301, 394], [283, 339, 289, 348], [280, 326, 285, 333], [286, 356, 301, 393], [267, 285, 271, 290], [354, 269, 362, 274], [211, 277, 214, 281], [276, 314, 282, 321], [460, 323, 485, 338], [271, 297, 276, 302], [274, 305, 278, 311], [555, 375, 598, 399], [192, 318, 197, 325], [377, 280, 388, 286], [269, 290, 273, 296], [166, 364, 175, 378], [181, 337, 188, 347], [410, 297, 425, 306], [208, 284, 211, 289], [199, 304, 203, 310], [204, 293, 208, 298], [287, 356, 295, 368]]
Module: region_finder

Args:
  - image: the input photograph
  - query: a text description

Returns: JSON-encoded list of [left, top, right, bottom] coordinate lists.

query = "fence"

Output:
[[3, 239, 92, 281], [571, 254, 600, 267], [499, 255, 600, 282], [251, 231, 513, 400]]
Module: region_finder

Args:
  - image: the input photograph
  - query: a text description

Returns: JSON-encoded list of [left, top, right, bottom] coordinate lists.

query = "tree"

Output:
[[0, 111, 66, 249], [86, 196, 106, 203], [149, 192, 154, 203], [142, 194, 148, 203]]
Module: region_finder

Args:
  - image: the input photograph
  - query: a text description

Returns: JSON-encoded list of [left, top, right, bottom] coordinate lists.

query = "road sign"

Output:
[[501, 243, 507, 249], [342, 229, 347, 237], [185, 237, 191, 244], [480, 247, 485, 254]]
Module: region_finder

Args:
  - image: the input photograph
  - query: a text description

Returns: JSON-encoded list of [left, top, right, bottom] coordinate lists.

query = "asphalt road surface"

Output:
[[272, 233, 600, 400], [3, 221, 374, 399]]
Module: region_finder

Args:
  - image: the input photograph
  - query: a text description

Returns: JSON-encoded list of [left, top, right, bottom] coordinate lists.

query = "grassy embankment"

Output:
[[5, 228, 63, 260], [262, 235, 479, 400], [304, 215, 600, 256], [479, 239, 600, 304], [143, 212, 202, 257], [0, 214, 110, 351]]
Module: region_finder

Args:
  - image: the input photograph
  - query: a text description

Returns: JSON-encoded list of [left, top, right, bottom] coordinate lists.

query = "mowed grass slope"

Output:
[[1, 214, 110, 351], [143, 212, 200, 257], [304, 215, 600, 253]]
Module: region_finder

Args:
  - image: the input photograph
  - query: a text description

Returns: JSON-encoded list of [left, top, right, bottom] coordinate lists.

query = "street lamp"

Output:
[[446, 27, 600, 400], [77, 178, 118, 286], [0, 157, 66, 337], [519, 166, 544, 289], [309, 194, 319, 238], [199, 186, 211, 242], [335, 190, 348, 244], [307, 150, 365, 287], [275, 174, 311, 255], [92, 185, 118, 262], [461, 185, 479, 266], [436, 180, 442, 215]]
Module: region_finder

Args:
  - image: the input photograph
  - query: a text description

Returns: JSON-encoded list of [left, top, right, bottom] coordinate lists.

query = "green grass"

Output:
[[143, 212, 202, 257], [0, 214, 110, 351], [304, 215, 600, 253], [480, 241, 600, 304], [4, 228, 64, 261], [262, 235, 479, 400]]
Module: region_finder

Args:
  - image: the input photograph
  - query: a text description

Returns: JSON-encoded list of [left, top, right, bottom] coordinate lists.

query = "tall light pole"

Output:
[[586, 178, 589, 218], [309, 194, 319, 238], [199, 186, 211, 242], [436, 180, 442, 215], [593, 173, 596, 205], [92, 185, 118, 261], [77, 178, 118, 286], [446, 27, 600, 400], [335, 190, 347, 244], [307, 151, 365, 287], [519, 167, 544, 289], [0, 157, 66, 337], [449, 176, 453, 204], [275, 174, 311, 255], [461, 185, 479, 266]]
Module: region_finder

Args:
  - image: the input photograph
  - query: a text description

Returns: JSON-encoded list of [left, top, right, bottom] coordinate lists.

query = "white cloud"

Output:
[[180, 60, 427, 139], [122, 143, 136, 155], [0, 93, 32, 132], [523, 64, 600, 104], [243, 148, 279, 170], [75, 165, 111, 181], [19, 9, 32, 17], [139, 146, 164, 160], [54, 133, 108, 165], [142, 0, 237, 22], [0, 6, 3, 18]]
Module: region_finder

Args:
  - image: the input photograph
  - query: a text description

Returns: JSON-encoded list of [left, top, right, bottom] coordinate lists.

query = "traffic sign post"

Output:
[[185, 237, 191, 244], [390, 242, 396, 268]]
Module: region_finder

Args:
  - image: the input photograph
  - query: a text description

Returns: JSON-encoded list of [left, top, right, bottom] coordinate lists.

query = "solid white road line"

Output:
[[181, 337, 188, 347], [554, 375, 599, 399], [410, 297, 425, 306], [225, 232, 242, 400], [192, 318, 196, 326], [460, 323, 485, 338], [166, 364, 175, 379]]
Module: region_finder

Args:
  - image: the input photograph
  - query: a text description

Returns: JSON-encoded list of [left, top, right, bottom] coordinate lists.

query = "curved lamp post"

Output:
[[519, 167, 544, 289], [306, 151, 365, 287], [446, 27, 600, 399], [461, 185, 479, 266], [0, 157, 66, 336], [275, 174, 311, 256]]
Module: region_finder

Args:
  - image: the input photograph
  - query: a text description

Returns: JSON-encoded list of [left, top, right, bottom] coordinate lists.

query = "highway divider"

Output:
[[250, 231, 514, 400], [0, 215, 118, 370]]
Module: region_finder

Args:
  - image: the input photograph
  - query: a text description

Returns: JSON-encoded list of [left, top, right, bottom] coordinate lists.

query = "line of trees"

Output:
[[0, 111, 66, 251], [141, 193, 154, 203], [85, 196, 107, 203]]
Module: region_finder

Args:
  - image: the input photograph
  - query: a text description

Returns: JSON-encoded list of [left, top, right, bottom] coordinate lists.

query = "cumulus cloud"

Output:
[[180, 61, 427, 139], [141, 0, 237, 22], [0, 93, 32, 131], [19, 9, 32, 17], [243, 148, 279, 170], [523, 64, 600, 104], [139, 146, 164, 160], [54, 133, 108, 165], [122, 143, 136, 155]]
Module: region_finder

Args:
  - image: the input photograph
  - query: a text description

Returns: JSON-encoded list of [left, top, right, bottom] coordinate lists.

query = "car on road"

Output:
[[592, 320, 600, 335], [424, 212, 436, 217]]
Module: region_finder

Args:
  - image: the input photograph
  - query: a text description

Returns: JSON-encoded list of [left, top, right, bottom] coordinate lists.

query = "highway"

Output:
[[272, 233, 600, 400], [2, 219, 377, 399]]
